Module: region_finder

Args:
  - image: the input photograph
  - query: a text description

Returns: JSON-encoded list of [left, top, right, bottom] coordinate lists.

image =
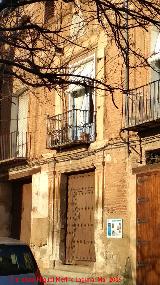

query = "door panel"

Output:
[[66, 171, 95, 264], [137, 172, 160, 285]]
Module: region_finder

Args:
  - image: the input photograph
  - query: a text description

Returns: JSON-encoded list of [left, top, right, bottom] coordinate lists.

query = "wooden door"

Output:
[[137, 172, 160, 285], [66, 171, 95, 264]]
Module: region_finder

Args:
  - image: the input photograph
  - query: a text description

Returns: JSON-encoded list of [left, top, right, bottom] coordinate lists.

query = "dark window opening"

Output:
[[44, 0, 55, 23], [146, 148, 160, 164]]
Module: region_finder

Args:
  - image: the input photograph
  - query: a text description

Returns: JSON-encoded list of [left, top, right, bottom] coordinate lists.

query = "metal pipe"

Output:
[[124, 0, 130, 154], [124, 0, 129, 94]]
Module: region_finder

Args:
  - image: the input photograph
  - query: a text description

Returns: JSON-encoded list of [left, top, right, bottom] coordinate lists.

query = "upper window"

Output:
[[148, 27, 160, 81], [69, 58, 95, 88], [44, 0, 55, 24], [148, 28, 160, 65], [70, 0, 85, 39], [10, 90, 29, 157], [154, 33, 160, 54]]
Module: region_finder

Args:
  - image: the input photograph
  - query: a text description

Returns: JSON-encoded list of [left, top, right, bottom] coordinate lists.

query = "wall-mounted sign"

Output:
[[107, 219, 123, 238]]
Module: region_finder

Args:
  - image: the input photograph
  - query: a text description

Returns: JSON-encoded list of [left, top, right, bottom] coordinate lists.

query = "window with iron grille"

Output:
[[46, 56, 96, 148]]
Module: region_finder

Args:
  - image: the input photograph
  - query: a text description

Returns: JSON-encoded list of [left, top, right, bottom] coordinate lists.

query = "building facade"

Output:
[[0, 1, 160, 284]]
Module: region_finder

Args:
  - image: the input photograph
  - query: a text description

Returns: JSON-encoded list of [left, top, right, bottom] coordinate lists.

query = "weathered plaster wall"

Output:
[[31, 166, 49, 269]]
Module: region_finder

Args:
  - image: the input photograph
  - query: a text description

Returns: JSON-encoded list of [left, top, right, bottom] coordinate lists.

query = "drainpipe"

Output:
[[124, 0, 130, 155], [124, 0, 129, 92]]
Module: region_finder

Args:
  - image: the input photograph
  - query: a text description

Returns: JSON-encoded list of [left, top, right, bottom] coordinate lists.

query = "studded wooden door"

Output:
[[66, 171, 95, 264], [137, 172, 160, 285]]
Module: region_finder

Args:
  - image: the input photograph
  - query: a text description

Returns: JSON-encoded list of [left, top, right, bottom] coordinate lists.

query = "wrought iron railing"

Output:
[[125, 80, 160, 129], [47, 109, 96, 148], [0, 131, 29, 161]]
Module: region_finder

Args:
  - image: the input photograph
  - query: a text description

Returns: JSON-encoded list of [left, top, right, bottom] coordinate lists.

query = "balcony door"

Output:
[[68, 57, 95, 141], [149, 28, 160, 120], [69, 86, 93, 140], [10, 92, 29, 157]]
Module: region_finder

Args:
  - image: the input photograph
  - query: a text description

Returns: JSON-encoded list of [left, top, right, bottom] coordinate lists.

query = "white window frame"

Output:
[[148, 28, 160, 64], [10, 89, 29, 157], [68, 54, 96, 109]]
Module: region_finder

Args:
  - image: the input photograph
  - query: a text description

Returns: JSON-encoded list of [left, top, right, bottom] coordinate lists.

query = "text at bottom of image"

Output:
[[13, 276, 122, 283]]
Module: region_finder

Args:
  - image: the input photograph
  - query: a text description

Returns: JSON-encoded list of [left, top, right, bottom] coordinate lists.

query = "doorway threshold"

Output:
[[54, 262, 94, 274]]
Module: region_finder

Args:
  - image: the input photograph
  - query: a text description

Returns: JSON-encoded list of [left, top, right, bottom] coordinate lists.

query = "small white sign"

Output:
[[107, 219, 123, 238]]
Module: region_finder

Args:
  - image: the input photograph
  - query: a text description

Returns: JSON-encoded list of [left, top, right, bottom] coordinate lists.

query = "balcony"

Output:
[[124, 80, 160, 131], [47, 109, 96, 149], [0, 132, 29, 164]]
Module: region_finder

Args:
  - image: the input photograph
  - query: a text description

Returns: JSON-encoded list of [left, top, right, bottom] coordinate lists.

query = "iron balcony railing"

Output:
[[47, 109, 96, 148], [125, 80, 160, 129], [0, 131, 29, 161]]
